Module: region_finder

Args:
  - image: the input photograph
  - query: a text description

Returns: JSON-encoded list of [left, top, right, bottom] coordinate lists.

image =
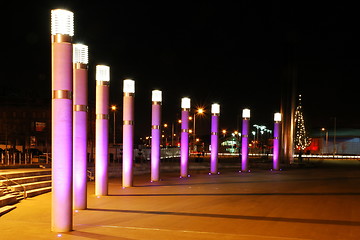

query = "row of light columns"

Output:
[[51, 8, 283, 233]]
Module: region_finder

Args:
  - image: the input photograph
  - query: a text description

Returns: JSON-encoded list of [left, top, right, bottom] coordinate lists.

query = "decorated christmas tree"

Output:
[[294, 95, 311, 151]]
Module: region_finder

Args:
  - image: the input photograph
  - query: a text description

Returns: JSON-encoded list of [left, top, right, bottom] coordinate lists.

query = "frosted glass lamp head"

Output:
[[152, 90, 162, 102], [211, 103, 220, 114], [242, 108, 250, 119], [73, 44, 88, 64], [96, 65, 110, 81], [123, 79, 135, 93], [274, 112, 282, 122], [181, 97, 191, 109], [51, 9, 74, 36]]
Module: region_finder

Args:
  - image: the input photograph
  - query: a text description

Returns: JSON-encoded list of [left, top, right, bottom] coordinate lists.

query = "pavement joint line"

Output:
[[76, 224, 311, 240]]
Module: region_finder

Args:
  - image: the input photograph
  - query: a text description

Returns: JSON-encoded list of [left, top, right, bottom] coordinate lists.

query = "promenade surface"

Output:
[[1, 159, 360, 240]]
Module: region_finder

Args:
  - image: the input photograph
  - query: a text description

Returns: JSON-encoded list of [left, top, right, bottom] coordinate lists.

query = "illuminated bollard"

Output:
[[95, 65, 110, 196], [180, 97, 190, 178], [210, 103, 220, 174], [73, 44, 88, 210], [151, 90, 162, 182], [273, 113, 282, 171], [241, 108, 250, 172], [122, 79, 135, 188], [51, 9, 74, 232]]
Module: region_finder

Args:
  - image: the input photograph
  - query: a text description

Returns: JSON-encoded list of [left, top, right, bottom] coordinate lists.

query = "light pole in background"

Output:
[[180, 97, 190, 178], [151, 90, 162, 182], [241, 108, 250, 172], [111, 105, 117, 145], [51, 9, 74, 232], [73, 43, 88, 210], [122, 79, 135, 188], [210, 103, 220, 175], [95, 65, 110, 196], [273, 112, 281, 171]]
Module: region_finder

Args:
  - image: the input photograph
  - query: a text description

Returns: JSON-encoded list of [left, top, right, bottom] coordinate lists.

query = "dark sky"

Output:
[[8, 1, 360, 138]]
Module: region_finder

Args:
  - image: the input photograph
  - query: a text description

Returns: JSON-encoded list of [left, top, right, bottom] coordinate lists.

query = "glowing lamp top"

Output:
[[242, 108, 250, 118], [152, 90, 162, 102], [96, 65, 110, 81], [181, 97, 191, 109], [51, 9, 74, 36], [274, 112, 282, 122], [211, 103, 220, 114], [123, 79, 135, 93], [73, 44, 88, 64]]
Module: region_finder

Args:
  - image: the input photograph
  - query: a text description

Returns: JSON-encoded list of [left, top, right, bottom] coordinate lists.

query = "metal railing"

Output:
[[0, 175, 27, 199]]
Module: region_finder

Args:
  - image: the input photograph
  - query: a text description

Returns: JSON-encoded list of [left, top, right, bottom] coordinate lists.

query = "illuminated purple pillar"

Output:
[[73, 44, 88, 210], [210, 103, 220, 174], [122, 79, 135, 188], [180, 97, 190, 178], [51, 9, 74, 232], [95, 65, 110, 196], [241, 108, 250, 172], [151, 90, 162, 182], [273, 113, 282, 171]]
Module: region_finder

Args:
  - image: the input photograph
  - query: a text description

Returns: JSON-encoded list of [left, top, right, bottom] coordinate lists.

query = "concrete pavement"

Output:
[[1, 160, 360, 239]]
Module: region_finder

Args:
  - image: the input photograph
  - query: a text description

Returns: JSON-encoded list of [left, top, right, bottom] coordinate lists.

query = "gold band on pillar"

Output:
[[182, 108, 190, 112], [211, 132, 218, 135], [242, 134, 249, 138], [151, 125, 160, 129], [123, 120, 134, 125], [181, 129, 189, 133], [96, 80, 109, 86], [212, 113, 220, 116], [74, 105, 88, 112], [51, 34, 72, 43], [274, 137, 279, 139], [152, 101, 161, 105], [96, 114, 109, 120], [52, 90, 72, 100], [74, 63, 88, 70], [124, 92, 135, 97]]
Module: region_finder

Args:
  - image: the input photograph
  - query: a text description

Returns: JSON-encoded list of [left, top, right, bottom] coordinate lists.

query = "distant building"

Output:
[[308, 128, 360, 155]]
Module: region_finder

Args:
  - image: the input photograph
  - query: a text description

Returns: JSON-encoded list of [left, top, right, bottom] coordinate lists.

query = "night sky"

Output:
[[8, 1, 360, 138]]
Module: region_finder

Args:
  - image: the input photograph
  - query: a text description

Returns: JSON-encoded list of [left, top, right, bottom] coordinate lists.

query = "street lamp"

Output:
[[241, 108, 250, 172], [51, 9, 74, 232], [321, 128, 328, 154], [210, 103, 220, 174], [180, 97, 190, 178], [95, 65, 110, 196], [273, 113, 281, 171], [111, 105, 117, 145], [73, 43, 88, 210], [122, 79, 135, 188], [151, 90, 162, 182]]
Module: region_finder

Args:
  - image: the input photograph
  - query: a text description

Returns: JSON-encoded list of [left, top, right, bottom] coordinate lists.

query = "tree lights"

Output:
[[294, 95, 311, 151]]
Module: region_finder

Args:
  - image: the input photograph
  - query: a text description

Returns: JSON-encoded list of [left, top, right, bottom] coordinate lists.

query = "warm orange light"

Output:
[[188, 116, 193, 120], [189, 129, 193, 134], [196, 138, 200, 142], [178, 119, 182, 123], [197, 108, 204, 114], [222, 129, 227, 134], [111, 105, 117, 111], [164, 123, 168, 128]]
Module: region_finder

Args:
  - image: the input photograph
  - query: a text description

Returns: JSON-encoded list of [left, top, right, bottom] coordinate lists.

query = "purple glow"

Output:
[[73, 65, 88, 210], [151, 103, 161, 182], [95, 84, 109, 196], [122, 94, 134, 188], [51, 37, 73, 232], [273, 121, 281, 171], [241, 119, 249, 172], [180, 110, 189, 177], [210, 114, 219, 174]]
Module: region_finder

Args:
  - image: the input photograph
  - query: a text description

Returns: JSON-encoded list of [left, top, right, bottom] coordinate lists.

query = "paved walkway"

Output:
[[1, 161, 360, 239]]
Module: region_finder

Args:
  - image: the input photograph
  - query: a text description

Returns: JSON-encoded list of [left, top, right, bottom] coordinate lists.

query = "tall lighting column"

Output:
[[241, 108, 250, 172], [273, 113, 282, 171], [51, 9, 74, 232], [122, 79, 135, 188], [180, 97, 190, 178], [151, 90, 162, 182], [210, 103, 220, 174], [95, 65, 110, 196], [73, 44, 88, 210]]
